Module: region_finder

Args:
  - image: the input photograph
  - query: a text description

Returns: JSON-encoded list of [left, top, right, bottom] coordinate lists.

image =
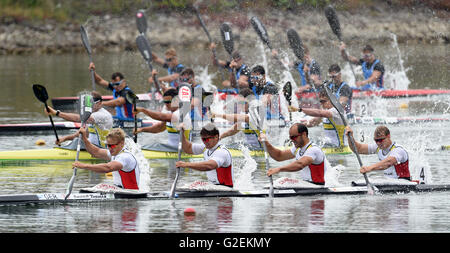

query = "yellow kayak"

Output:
[[0, 146, 353, 161]]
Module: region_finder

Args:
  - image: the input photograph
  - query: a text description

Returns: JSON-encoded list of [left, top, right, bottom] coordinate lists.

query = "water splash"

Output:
[[384, 33, 411, 90], [232, 144, 257, 190]]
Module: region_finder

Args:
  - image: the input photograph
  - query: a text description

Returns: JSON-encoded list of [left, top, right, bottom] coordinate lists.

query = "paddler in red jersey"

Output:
[[73, 128, 141, 190], [345, 125, 411, 181]]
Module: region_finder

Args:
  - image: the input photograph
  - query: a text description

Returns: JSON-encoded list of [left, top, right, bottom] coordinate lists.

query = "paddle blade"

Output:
[[136, 34, 152, 62], [80, 25, 92, 55], [324, 5, 342, 41], [79, 94, 93, 124], [220, 22, 234, 56], [125, 90, 138, 105], [287, 28, 304, 61], [250, 16, 271, 49], [283, 81, 292, 103], [32, 84, 49, 103], [136, 10, 148, 34], [322, 83, 346, 118]]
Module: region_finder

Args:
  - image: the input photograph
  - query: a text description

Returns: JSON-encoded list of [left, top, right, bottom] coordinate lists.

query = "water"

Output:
[[0, 38, 449, 234]]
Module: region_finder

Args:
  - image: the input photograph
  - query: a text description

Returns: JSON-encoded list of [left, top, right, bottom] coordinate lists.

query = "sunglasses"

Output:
[[163, 100, 172, 104], [201, 136, 216, 142], [362, 53, 373, 58], [181, 76, 192, 82], [250, 75, 263, 80], [319, 99, 328, 103], [289, 134, 301, 141], [374, 137, 386, 143], [106, 142, 120, 149], [165, 57, 174, 62], [111, 80, 123, 86], [328, 72, 340, 78]]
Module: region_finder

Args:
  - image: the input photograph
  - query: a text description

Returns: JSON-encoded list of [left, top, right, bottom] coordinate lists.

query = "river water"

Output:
[[0, 37, 449, 237]]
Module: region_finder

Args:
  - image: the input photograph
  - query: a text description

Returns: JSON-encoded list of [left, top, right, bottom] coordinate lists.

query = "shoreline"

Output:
[[0, 7, 448, 55]]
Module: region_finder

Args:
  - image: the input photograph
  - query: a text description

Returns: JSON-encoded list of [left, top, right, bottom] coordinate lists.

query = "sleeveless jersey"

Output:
[[192, 143, 234, 187], [369, 142, 410, 180], [361, 59, 384, 90], [321, 108, 347, 148], [109, 149, 140, 189], [291, 142, 328, 184]]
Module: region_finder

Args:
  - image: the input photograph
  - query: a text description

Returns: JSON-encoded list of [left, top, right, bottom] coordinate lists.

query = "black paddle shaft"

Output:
[[250, 16, 272, 49], [32, 84, 59, 143]]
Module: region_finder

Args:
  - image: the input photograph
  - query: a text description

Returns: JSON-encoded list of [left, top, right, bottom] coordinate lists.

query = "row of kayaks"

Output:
[[0, 145, 353, 161], [51, 89, 450, 106], [1, 115, 448, 134]]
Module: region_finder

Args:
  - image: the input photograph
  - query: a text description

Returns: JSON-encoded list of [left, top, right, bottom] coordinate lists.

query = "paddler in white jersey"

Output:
[[264, 123, 329, 185], [44, 91, 113, 148], [73, 128, 141, 190], [212, 88, 264, 150], [289, 89, 347, 148], [133, 88, 191, 148], [176, 123, 234, 187], [345, 125, 411, 181]]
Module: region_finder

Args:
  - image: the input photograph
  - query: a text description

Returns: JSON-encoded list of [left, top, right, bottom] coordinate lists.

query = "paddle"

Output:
[[250, 16, 272, 50], [32, 84, 60, 144], [322, 82, 377, 195], [80, 25, 96, 91], [282, 81, 292, 122], [136, 34, 162, 95], [65, 94, 93, 200], [324, 5, 357, 80], [169, 83, 192, 198], [125, 91, 139, 143], [287, 28, 304, 62], [136, 9, 147, 34], [193, 6, 218, 65], [248, 106, 274, 198], [220, 22, 238, 89]]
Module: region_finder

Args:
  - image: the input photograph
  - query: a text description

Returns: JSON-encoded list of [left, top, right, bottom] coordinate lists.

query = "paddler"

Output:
[[264, 123, 330, 185], [326, 64, 353, 116], [339, 43, 385, 90], [210, 43, 251, 92], [176, 123, 234, 188], [88, 63, 136, 127], [73, 128, 141, 190], [44, 91, 113, 148], [212, 88, 265, 150], [133, 88, 192, 149], [345, 125, 411, 181], [149, 48, 185, 92], [289, 89, 347, 148]]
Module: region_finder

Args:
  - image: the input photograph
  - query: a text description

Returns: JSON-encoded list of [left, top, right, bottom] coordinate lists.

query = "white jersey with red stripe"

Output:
[[108, 149, 140, 189], [368, 142, 410, 179], [290, 142, 328, 184], [192, 142, 234, 187]]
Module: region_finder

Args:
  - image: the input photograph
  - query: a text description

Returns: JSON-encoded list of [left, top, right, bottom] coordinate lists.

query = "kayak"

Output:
[[0, 145, 353, 161], [51, 89, 450, 111]]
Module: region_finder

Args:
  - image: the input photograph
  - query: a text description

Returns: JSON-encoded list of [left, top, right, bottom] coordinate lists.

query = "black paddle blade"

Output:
[[250, 16, 271, 49], [125, 90, 138, 105], [136, 34, 152, 62], [136, 10, 148, 34], [283, 81, 292, 103], [287, 28, 304, 61], [324, 5, 342, 41], [322, 82, 346, 117], [32, 84, 49, 103], [220, 22, 234, 56], [79, 94, 93, 123], [80, 25, 92, 55]]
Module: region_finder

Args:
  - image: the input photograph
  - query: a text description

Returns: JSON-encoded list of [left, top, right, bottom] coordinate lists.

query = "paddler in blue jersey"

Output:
[[340, 43, 385, 91], [210, 43, 251, 93], [249, 65, 284, 121], [149, 48, 185, 92], [89, 63, 135, 126], [293, 45, 322, 95], [326, 64, 353, 115]]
